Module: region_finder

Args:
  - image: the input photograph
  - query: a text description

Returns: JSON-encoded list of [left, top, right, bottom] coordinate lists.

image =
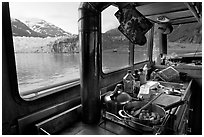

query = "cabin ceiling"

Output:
[[89, 2, 201, 25], [133, 2, 202, 25]]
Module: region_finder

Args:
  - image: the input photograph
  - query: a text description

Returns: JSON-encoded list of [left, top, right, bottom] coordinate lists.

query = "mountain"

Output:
[[102, 22, 202, 51], [11, 18, 44, 37], [11, 18, 79, 53], [47, 36, 79, 53], [24, 18, 73, 37], [11, 18, 73, 38], [105, 28, 123, 36], [102, 28, 129, 50], [12, 18, 201, 53], [105, 22, 202, 44], [168, 22, 202, 44]]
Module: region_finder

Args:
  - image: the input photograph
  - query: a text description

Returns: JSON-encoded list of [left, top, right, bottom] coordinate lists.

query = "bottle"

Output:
[[143, 64, 148, 77], [150, 69, 159, 80], [139, 67, 147, 85], [133, 69, 140, 97], [123, 70, 135, 95]]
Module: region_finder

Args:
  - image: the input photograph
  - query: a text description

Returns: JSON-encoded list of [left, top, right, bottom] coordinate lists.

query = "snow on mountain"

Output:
[[23, 18, 73, 37], [11, 18, 44, 37], [11, 18, 79, 53], [11, 18, 75, 38]]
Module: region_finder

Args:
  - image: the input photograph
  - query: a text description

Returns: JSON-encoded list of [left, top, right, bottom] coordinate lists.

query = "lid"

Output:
[[116, 92, 132, 104]]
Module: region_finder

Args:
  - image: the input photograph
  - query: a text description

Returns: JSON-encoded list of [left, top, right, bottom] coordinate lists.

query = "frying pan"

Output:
[[119, 101, 166, 126], [119, 97, 185, 126]]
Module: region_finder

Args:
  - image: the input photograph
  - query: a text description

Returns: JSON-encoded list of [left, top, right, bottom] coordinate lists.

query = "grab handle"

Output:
[[118, 110, 129, 118]]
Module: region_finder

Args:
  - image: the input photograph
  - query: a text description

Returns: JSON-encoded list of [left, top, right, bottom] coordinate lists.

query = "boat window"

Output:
[[9, 2, 80, 100], [134, 30, 150, 64], [153, 22, 202, 65], [167, 23, 202, 56], [102, 5, 130, 73]]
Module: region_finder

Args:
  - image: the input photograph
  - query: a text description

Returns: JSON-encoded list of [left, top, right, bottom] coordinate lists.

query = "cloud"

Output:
[[102, 5, 120, 33], [9, 2, 80, 34]]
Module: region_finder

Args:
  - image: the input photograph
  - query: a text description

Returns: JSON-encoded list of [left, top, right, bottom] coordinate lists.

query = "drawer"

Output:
[[176, 104, 189, 134], [173, 94, 191, 131]]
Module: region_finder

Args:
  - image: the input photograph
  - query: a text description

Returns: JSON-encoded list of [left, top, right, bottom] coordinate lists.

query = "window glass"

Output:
[[102, 5, 130, 73], [9, 2, 80, 99], [153, 22, 202, 64], [134, 30, 150, 64], [167, 22, 202, 57]]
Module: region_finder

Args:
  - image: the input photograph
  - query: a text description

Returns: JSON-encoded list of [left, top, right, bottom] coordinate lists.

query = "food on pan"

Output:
[[129, 108, 162, 124]]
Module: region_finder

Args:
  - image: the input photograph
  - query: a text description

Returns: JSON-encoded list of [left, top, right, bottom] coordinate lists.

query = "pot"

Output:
[[104, 84, 132, 115]]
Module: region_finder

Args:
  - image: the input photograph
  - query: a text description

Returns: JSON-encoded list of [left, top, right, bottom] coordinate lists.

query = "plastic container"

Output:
[[139, 69, 146, 85], [123, 70, 135, 94]]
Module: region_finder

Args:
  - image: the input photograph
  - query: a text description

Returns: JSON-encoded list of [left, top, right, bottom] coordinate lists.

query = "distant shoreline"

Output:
[[14, 41, 201, 54]]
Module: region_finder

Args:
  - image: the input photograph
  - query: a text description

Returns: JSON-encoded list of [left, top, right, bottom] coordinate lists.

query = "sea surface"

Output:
[[15, 52, 135, 94], [14, 48, 198, 95]]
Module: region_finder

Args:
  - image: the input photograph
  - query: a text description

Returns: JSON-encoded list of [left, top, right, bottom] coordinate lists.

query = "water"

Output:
[[14, 46, 196, 96], [102, 50, 148, 73], [15, 52, 129, 94], [14, 51, 148, 95], [102, 51, 129, 73], [15, 53, 80, 93]]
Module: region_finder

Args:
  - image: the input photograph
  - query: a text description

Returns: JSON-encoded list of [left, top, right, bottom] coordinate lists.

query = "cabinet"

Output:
[[171, 80, 192, 134]]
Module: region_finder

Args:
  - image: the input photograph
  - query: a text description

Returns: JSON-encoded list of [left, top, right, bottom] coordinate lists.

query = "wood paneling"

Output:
[[137, 3, 188, 16]]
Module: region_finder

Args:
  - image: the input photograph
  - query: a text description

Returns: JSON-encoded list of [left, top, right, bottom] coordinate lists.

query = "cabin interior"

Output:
[[2, 2, 202, 135]]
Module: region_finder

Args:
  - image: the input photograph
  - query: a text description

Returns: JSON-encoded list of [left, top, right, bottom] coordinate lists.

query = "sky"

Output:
[[9, 2, 120, 35]]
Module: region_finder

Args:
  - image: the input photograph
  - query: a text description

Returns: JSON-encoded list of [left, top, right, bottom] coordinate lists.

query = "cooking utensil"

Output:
[[133, 92, 163, 116], [117, 93, 185, 131], [119, 100, 166, 125], [104, 84, 132, 115]]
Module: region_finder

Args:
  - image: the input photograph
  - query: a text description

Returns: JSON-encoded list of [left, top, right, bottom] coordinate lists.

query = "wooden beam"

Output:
[[136, 2, 188, 17], [170, 16, 194, 21], [184, 2, 200, 22], [172, 19, 197, 25], [146, 10, 194, 24], [171, 16, 196, 24]]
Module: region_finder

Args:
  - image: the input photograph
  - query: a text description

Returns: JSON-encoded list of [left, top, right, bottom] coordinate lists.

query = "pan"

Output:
[[118, 98, 185, 132], [119, 101, 166, 126]]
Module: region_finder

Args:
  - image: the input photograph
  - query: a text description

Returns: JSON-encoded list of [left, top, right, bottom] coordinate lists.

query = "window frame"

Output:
[[8, 3, 81, 101], [20, 79, 80, 101], [101, 26, 154, 77], [100, 5, 131, 75]]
